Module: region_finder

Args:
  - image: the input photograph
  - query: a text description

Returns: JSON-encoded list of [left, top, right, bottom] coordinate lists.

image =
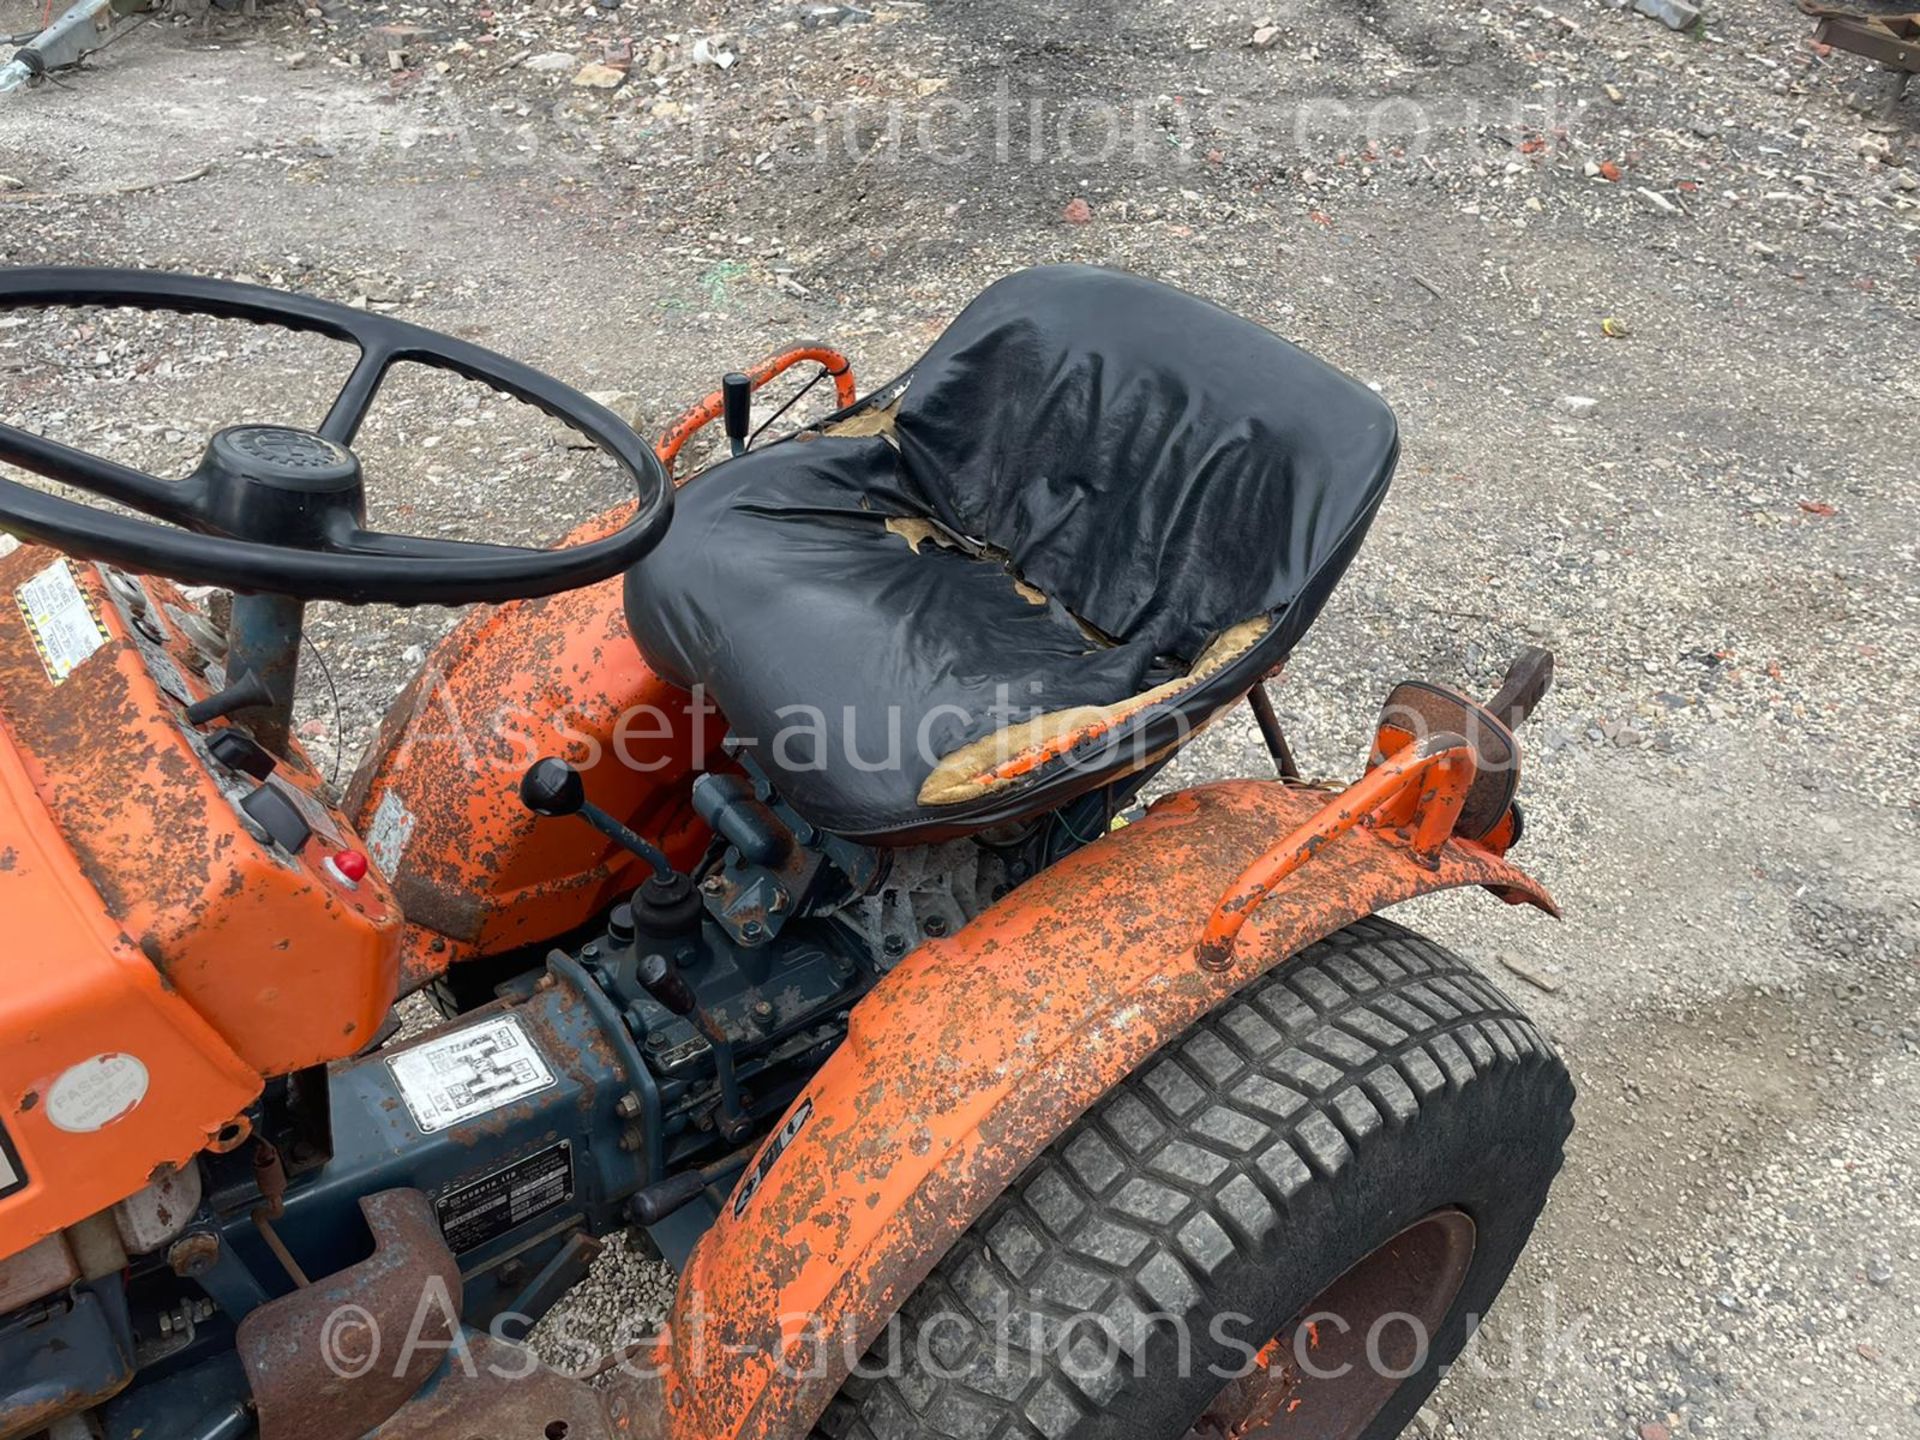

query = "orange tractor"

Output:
[[0, 264, 1572, 1440]]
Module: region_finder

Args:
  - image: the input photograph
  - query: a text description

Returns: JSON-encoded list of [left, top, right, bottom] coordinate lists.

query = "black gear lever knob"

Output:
[[637, 950, 751, 1142], [722, 372, 752, 457], [520, 757, 586, 817], [519, 757, 677, 882]]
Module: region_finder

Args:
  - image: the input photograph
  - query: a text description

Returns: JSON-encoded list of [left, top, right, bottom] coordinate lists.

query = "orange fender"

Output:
[[646, 775, 1556, 1439]]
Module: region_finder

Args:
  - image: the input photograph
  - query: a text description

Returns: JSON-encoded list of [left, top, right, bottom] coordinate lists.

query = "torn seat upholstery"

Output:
[[625, 265, 1398, 844]]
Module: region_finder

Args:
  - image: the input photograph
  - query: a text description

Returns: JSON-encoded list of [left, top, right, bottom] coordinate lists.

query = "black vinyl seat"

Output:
[[625, 265, 1398, 844]]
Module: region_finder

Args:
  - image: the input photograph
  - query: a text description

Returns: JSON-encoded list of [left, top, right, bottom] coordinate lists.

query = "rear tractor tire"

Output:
[[817, 915, 1575, 1440]]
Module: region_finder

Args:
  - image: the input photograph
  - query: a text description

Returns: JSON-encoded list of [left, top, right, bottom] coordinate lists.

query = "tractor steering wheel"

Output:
[[0, 268, 673, 606]]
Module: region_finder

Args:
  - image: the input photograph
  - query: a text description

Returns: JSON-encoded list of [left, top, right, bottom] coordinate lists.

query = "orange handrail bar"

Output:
[[656, 344, 858, 472]]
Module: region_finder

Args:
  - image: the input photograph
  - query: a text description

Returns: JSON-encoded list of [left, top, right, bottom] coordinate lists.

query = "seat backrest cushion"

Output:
[[884, 265, 1399, 665]]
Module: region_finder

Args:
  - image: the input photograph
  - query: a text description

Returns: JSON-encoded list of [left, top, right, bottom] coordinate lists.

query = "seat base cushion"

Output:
[[625, 436, 1240, 841]]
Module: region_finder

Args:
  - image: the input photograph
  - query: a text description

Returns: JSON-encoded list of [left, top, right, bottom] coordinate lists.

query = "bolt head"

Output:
[[167, 1232, 220, 1278]]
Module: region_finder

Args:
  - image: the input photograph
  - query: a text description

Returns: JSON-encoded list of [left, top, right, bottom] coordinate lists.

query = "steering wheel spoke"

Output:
[[321, 343, 396, 447], [0, 421, 209, 527]]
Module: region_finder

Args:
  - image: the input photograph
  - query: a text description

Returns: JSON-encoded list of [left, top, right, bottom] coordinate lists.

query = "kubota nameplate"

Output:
[[387, 1016, 558, 1134], [435, 1142, 574, 1253]]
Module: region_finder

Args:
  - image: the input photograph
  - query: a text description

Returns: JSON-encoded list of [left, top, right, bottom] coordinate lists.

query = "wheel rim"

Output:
[[1188, 1208, 1478, 1440]]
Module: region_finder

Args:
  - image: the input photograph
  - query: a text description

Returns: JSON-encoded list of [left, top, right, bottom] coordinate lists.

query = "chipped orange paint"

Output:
[[1197, 736, 1476, 971], [346, 571, 728, 991], [642, 776, 1556, 1440], [0, 720, 262, 1261], [0, 546, 401, 1080], [0, 547, 376, 1262], [656, 345, 858, 473], [352, 351, 864, 991]]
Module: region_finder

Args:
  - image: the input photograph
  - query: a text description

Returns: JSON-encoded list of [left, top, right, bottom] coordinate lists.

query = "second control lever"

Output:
[[636, 951, 752, 1142], [721, 372, 752, 457]]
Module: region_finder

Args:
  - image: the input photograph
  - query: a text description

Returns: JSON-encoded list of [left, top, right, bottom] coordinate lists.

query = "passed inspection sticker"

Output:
[[15, 559, 110, 685], [365, 790, 416, 878], [387, 1015, 557, 1135]]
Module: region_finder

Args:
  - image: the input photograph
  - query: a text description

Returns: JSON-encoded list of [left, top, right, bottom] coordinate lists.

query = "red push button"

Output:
[[327, 850, 370, 887]]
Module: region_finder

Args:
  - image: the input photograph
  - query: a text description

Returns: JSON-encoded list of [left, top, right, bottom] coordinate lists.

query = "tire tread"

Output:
[[816, 915, 1572, 1440]]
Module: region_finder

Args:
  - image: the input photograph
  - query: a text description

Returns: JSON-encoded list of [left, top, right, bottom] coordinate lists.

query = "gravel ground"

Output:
[[3, 2, 1917, 1436]]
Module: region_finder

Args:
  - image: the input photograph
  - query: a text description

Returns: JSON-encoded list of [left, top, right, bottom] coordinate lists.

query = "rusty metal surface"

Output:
[[1801, 2, 1920, 72], [350, 346, 861, 991], [0, 544, 402, 1078], [348, 350, 861, 991], [236, 1189, 462, 1440], [345, 566, 725, 990], [646, 776, 1557, 1440], [0, 1286, 134, 1440], [1191, 1209, 1477, 1439], [1197, 737, 1477, 971], [368, 1334, 669, 1440], [0, 573, 265, 1259]]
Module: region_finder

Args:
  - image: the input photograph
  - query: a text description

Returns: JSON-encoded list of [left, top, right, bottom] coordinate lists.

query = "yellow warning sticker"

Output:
[[15, 559, 110, 685]]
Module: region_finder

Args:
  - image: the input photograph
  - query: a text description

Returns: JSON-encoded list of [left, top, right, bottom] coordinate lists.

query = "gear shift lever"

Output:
[[520, 757, 677, 882], [721, 372, 752, 457]]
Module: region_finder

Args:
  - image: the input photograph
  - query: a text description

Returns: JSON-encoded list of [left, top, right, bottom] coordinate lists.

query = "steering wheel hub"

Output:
[[218, 426, 359, 482], [198, 426, 366, 549]]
